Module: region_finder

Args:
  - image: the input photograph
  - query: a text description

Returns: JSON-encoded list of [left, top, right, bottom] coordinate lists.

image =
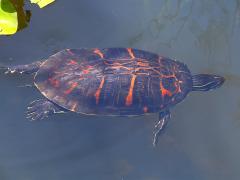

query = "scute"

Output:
[[34, 48, 192, 115]]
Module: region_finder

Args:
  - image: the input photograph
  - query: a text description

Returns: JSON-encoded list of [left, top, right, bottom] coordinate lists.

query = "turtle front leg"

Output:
[[153, 110, 171, 146], [26, 99, 68, 121], [5, 61, 43, 75]]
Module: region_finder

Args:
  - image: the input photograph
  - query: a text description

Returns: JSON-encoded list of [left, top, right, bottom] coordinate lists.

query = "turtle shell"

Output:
[[34, 48, 192, 116]]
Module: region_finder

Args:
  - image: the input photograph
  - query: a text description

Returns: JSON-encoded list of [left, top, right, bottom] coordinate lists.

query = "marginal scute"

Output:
[[93, 48, 104, 58], [127, 48, 135, 59], [143, 106, 148, 113], [70, 101, 78, 112]]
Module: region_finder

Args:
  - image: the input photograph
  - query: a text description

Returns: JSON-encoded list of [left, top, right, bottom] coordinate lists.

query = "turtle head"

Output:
[[192, 74, 225, 91]]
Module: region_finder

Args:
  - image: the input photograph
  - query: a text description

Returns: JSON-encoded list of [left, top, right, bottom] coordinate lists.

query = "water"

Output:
[[0, 0, 239, 179]]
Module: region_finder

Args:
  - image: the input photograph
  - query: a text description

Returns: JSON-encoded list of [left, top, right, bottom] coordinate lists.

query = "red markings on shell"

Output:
[[64, 82, 78, 95], [174, 81, 182, 93], [136, 61, 149, 67], [95, 77, 105, 104], [159, 73, 182, 97], [82, 66, 92, 74], [160, 80, 172, 98], [125, 74, 137, 106], [143, 106, 148, 113], [48, 78, 60, 88], [67, 60, 78, 65], [94, 49, 104, 58], [66, 49, 75, 56], [127, 48, 135, 59], [83, 69, 89, 74]]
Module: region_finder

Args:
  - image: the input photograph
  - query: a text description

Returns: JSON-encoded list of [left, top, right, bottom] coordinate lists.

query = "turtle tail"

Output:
[[0, 62, 5, 67], [192, 74, 225, 91], [0, 63, 7, 70]]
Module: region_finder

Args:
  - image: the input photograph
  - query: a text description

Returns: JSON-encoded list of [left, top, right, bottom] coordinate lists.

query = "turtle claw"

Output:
[[26, 108, 49, 121], [26, 99, 67, 121], [4, 67, 26, 74], [29, 99, 43, 106], [26, 99, 52, 121], [26, 111, 48, 121], [153, 110, 171, 147], [4, 68, 16, 74]]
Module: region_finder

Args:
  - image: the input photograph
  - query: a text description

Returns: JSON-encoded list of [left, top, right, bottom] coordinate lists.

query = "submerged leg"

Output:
[[153, 110, 171, 146], [4, 61, 43, 75], [26, 99, 68, 121]]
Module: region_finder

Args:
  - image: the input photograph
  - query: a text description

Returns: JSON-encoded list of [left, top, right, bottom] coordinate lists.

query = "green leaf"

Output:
[[30, 0, 55, 8], [0, 0, 53, 35], [0, 0, 18, 35]]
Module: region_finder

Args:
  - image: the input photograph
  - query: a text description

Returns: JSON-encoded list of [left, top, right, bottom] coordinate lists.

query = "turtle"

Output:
[[2, 48, 225, 146]]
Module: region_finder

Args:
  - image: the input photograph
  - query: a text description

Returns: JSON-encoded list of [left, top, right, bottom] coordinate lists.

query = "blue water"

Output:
[[0, 0, 240, 179]]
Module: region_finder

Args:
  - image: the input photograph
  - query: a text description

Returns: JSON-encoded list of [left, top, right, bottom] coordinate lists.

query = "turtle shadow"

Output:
[[20, 114, 147, 166]]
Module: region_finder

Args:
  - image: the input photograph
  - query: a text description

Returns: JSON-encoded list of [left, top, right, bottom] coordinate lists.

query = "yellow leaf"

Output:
[[30, 0, 55, 8], [0, 0, 18, 35]]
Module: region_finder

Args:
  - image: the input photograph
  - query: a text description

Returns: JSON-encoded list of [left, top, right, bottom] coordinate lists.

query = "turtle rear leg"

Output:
[[4, 61, 42, 75], [26, 99, 68, 121], [153, 110, 171, 146]]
